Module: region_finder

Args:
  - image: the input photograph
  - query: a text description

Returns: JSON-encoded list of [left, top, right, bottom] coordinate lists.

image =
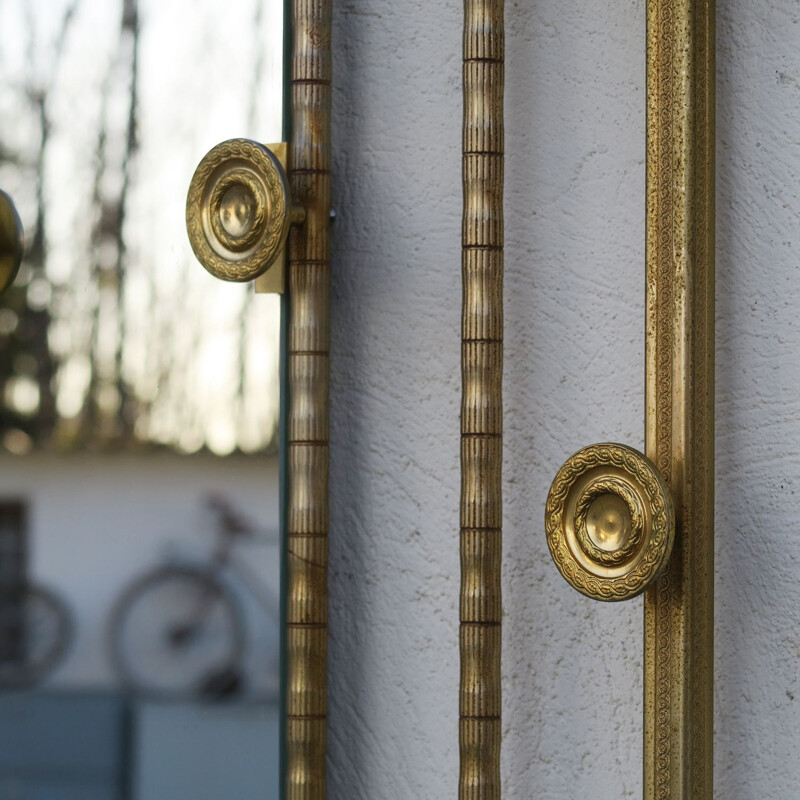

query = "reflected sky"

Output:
[[0, 0, 284, 455]]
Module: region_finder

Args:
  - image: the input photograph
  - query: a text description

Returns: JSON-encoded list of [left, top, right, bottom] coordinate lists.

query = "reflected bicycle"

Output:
[[107, 494, 280, 699]]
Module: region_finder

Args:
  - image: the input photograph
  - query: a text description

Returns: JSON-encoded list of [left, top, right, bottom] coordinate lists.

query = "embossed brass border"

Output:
[[461, 1, 503, 797], [643, 1, 714, 798], [285, 0, 332, 798]]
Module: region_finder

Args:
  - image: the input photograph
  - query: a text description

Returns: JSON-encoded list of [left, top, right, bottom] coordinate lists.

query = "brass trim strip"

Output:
[[460, 2, 503, 798], [287, 0, 332, 797], [643, 1, 715, 798]]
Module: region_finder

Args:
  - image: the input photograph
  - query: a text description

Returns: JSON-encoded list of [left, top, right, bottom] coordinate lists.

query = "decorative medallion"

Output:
[[186, 139, 290, 282], [545, 442, 674, 601], [0, 190, 24, 294]]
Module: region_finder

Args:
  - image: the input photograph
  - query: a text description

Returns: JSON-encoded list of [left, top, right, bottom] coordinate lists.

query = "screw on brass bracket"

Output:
[[185, 139, 305, 294]]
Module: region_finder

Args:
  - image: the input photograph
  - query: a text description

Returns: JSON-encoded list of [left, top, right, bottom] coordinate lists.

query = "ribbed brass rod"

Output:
[[460, 2, 503, 798], [286, 1, 332, 798], [643, 1, 714, 798]]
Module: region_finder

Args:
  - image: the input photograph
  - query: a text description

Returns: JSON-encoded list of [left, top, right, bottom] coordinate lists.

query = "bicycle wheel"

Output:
[[0, 585, 73, 689], [107, 566, 245, 698]]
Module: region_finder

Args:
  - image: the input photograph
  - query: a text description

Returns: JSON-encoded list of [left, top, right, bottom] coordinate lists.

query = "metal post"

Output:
[[286, 1, 332, 797], [460, 1, 504, 797], [643, 1, 715, 797]]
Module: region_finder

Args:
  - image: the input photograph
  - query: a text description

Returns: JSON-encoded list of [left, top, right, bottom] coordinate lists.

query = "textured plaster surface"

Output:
[[328, 1, 800, 797]]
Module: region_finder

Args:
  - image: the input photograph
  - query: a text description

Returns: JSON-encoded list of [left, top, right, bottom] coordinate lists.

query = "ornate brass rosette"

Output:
[[186, 139, 289, 282], [0, 190, 24, 294], [545, 442, 675, 601]]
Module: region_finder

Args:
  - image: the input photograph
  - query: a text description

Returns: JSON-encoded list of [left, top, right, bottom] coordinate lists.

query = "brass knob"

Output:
[[0, 190, 24, 294], [186, 139, 303, 283], [545, 442, 675, 601]]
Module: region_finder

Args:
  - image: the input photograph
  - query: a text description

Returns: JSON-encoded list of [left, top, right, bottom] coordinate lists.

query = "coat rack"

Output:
[[185, 2, 713, 797]]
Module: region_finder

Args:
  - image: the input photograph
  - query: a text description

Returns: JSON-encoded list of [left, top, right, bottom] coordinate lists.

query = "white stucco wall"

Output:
[[328, 2, 800, 798]]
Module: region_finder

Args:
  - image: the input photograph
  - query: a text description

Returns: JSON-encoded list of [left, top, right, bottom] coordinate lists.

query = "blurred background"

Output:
[[0, 0, 284, 797]]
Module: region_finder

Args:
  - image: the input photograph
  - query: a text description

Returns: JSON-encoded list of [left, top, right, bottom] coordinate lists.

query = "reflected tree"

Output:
[[0, 0, 281, 455], [82, 0, 139, 444], [0, 2, 79, 449]]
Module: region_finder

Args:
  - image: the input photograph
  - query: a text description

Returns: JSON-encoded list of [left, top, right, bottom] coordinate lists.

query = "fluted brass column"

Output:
[[460, 2, 503, 798], [644, 1, 714, 798], [286, 0, 332, 798]]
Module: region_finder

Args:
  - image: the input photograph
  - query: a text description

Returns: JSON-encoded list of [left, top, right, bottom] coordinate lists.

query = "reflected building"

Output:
[[0, 0, 281, 456]]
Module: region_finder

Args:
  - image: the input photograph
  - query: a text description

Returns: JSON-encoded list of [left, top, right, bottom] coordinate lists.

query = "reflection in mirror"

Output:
[[0, 1, 284, 798]]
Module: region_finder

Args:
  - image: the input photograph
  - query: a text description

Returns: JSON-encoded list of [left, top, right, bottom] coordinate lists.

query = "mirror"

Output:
[[0, 1, 285, 797]]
